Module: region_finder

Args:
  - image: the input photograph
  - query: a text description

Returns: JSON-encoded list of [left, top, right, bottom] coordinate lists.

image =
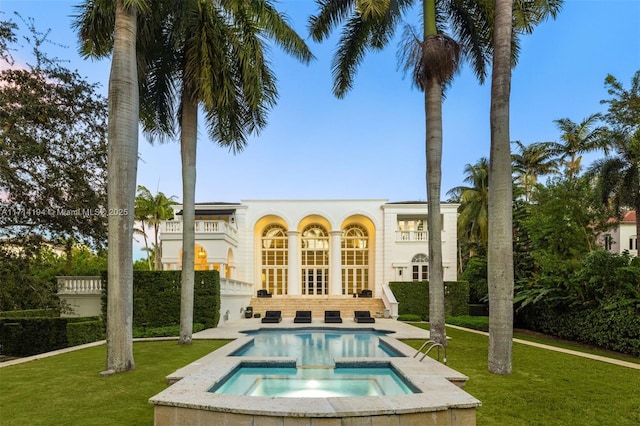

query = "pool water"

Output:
[[232, 328, 401, 366], [209, 365, 417, 397]]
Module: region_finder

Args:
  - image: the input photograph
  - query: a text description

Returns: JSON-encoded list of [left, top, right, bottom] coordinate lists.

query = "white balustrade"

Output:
[[396, 231, 429, 242], [56, 276, 104, 294]]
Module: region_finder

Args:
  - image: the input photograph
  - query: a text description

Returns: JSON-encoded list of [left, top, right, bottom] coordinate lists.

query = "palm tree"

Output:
[[511, 141, 559, 202], [548, 114, 607, 180], [589, 71, 640, 241], [134, 185, 176, 270], [487, 0, 514, 376], [76, 0, 313, 345], [144, 1, 313, 344], [75, 0, 146, 374], [309, 0, 561, 346], [447, 158, 489, 256]]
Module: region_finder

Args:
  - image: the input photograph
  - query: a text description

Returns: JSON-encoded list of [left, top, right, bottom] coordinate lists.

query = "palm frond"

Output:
[[309, 0, 355, 42]]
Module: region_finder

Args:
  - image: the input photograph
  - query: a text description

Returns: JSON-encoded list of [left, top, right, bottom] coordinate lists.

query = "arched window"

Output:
[[301, 224, 329, 295], [341, 224, 369, 295], [411, 253, 428, 281], [261, 224, 288, 295]]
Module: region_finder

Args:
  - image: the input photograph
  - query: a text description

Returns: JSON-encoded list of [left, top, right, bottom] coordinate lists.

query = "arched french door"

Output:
[[301, 224, 329, 295]]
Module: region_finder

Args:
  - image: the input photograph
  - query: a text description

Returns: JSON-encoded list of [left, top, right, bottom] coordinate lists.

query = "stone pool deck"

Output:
[[151, 319, 482, 425]]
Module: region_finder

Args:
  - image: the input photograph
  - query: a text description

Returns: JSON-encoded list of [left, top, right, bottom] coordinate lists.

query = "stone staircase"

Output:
[[248, 296, 386, 320]]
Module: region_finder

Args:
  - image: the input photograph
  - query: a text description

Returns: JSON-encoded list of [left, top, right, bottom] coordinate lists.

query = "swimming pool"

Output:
[[151, 323, 481, 425], [230, 328, 402, 365], [209, 362, 418, 397]]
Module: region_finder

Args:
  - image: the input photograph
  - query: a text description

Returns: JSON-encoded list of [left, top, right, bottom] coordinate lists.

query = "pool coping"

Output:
[[151, 326, 481, 418]]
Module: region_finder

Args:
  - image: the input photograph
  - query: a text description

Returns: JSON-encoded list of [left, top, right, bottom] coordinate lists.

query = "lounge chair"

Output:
[[357, 289, 373, 298], [324, 310, 342, 323], [294, 310, 312, 323], [257, 289, 272, 298], [354, 310, 375, 323], [261, 310, 282, 323]]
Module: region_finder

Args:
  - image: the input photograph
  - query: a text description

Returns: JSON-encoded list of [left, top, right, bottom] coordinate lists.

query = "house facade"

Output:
[[602, 211, 638, 257], [159, 200, 459, 298]]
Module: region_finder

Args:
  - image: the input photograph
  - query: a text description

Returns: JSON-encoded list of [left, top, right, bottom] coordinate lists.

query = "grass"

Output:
[[0, 340, 231, 425], [1, 327, 639, 425], [404, 323, 640, 425]]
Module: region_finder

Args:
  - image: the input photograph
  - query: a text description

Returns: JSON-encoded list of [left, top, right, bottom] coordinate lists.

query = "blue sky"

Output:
[[3, 0, 640, 205]]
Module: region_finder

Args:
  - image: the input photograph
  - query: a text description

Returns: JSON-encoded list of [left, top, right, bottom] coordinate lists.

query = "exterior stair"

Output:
[[247, 296, 386, 320]]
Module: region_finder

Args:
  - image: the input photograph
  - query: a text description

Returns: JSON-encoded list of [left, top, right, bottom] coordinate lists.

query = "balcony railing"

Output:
[[396, 230, 428, 241], [57, 276, 103, 295], [161, 220, 238, 237]]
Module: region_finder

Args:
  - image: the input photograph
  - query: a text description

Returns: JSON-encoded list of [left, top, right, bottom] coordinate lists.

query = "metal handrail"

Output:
[[414, 339, 447, 365]]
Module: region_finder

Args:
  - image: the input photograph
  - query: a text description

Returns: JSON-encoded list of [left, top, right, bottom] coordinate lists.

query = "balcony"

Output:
[[396, 230, 428, 242], [161, 220, 238, 244]]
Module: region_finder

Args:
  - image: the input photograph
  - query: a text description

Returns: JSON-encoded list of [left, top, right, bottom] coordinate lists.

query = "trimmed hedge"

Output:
[[516, 297, 640, 357], [389, 281, 469, 320], [101, 270, 220, 329], [0, 317, 105, 356], [0, 309, 58, 318]]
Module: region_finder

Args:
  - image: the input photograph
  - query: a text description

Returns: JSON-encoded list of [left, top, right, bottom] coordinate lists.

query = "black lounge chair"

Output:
[[357, 289, 373, 298], [257, 289, 272, 298], [324, 310, 342, 323], [294, 310, 312, 323], [261, 310, 282, 323], [354, 310, 375, 323]]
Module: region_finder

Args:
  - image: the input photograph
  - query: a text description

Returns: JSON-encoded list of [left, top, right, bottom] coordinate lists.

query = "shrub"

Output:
[[397, 314, 422, 322], [67, 320, 105, 346], [101, 270, 220, 329], [0, 309, 58, 318], [389, 281, 469, 320], [0, 318, 68, 356], [446, 315, 489, 332]]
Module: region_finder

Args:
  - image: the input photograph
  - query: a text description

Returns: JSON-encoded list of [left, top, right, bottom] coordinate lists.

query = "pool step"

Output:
[[248, 296, 386, 320]]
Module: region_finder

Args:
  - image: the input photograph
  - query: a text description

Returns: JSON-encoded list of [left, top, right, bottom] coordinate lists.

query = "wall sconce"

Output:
[[197, 247, 206, 259]]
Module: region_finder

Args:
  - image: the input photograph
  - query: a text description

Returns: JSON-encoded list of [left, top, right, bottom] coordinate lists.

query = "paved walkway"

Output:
[[446, 324, 640, 370]]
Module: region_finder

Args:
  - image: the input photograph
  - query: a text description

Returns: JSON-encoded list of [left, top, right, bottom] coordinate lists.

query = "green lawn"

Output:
[[0, 340, 231, 425], [405, 324, 640, 425], [1, 327, 638, 425]]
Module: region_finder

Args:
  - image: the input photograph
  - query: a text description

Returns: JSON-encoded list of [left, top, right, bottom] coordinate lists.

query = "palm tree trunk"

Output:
[[179, 93, 197, 345], [423, 0, 446, 346], [104, 0, 137, 374], [488, 0, 514, 375], [425, 77, 446, 345], [154, 223, 162, 271]]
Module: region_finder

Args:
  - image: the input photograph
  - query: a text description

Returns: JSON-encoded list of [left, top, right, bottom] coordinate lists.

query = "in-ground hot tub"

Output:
[[210, 361, 418, 397]]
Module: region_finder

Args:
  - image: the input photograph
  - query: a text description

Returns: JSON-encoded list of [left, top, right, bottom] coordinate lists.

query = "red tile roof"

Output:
[[622, 211, 636, 223]]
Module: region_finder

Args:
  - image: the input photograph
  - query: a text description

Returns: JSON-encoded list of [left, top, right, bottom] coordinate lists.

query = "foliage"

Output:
[[0, 16, 107, 250], [396, 314, 422, 322], [461, 256, 487, 304], [389, 281, 469, 319], [134, 185, 176, 270], [445, 315, 489, 332], [0, 244, 107, 311], [0, 317, 69, 356], [132, 323, 205, 338], [0, 308, 58, 318], [101, 270, 220, 328], [66, 319, 105, 346]]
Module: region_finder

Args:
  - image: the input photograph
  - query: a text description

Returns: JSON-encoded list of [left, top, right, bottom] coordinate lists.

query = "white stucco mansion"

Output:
[[159, 200, 459, 298]]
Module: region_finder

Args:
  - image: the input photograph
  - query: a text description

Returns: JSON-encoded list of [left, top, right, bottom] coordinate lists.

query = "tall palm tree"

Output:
[[309, 0, 561, 346], [487, 0, 514, 376], [549, 114, 607, 180], [76, 0, 146, 374], [76, 0, 313, 345], [134, 185, 176, 270], [140, 0, 313, 344], [511, 140, 559, 202], [448, 158, 490, 253]]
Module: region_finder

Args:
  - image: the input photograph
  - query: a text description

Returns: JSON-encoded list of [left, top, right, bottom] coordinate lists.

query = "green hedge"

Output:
[[0, 318, 68, 356], [0, 309, 59, 318], [0, 317, 106, 357], [389, 281, 469, 320], [516, 296, 640, 356], [67, 320, 105, 346], [101, 270, 220, 329]]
